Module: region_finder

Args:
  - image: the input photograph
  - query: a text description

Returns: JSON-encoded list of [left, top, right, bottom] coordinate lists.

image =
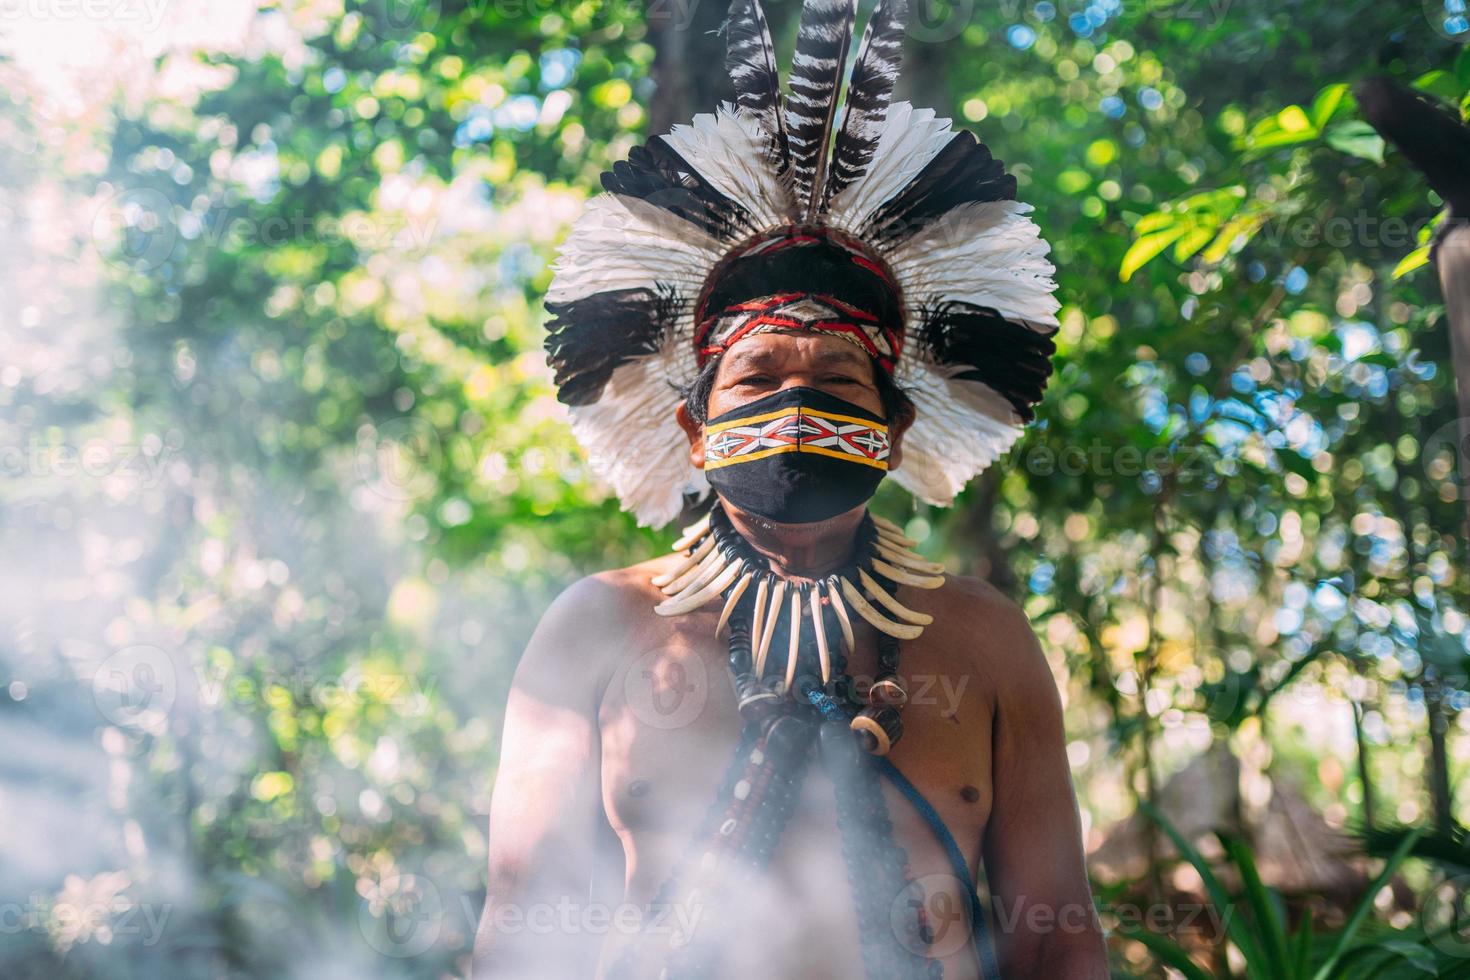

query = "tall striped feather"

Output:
[[724, 0, 791, 176], [784, 0, 857, 220], [823, 0, 907, 208]]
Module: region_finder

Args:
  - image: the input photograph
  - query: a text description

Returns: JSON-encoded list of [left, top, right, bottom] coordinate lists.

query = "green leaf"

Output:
[[1140, 802, 1270, 974], [1413, 69, 1464, 102], [1121, 225, 1189, 282], [1310, 83, 1349, 129], [1325, 121, 1386, 164], [1116, 924, 1217, 980], [1136, 210, 1179, 234], [1310, 828, 1423, 980], [1173, 224, 1217, 263], [1392, 244, 1431, 280], [1292, 905, 1315, 978], [1224, 834, 1290, 978], [1201, 212, 1266, 263]]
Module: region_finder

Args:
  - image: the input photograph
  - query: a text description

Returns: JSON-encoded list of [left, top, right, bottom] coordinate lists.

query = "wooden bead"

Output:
[[850, 705, 903, 756], [868, 674, 909, 707]]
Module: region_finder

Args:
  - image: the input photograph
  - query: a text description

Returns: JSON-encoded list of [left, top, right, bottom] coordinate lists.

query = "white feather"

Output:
[[825, 101, 955, 230], [889, 200, 1061, 329], [567, 348, 709, 527], [545, 194, 724, 305], [891, 352, 1026, 505], [661, 106, 796, 230]]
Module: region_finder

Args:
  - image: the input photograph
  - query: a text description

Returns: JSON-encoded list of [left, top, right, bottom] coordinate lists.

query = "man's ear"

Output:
[[887, 401, 917, 472], [676, 401, 705, 469]]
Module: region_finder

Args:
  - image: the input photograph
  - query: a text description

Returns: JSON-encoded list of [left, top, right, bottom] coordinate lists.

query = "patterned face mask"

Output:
[[702, 385, 891, 524]]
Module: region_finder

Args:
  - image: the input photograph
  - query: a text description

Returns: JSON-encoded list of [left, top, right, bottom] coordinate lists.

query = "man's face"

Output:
[[677, 332, 909, 471]]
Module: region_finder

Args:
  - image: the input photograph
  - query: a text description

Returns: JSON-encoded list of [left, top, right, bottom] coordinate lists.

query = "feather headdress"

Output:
[[545, 0, 1060, 527]]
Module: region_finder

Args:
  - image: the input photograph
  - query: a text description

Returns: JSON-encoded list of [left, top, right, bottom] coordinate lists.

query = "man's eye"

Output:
[[737, 376, 773, 385], [823, 376, 859, 384]]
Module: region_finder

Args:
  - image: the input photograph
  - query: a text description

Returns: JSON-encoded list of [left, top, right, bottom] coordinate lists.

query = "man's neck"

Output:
[[722, 501, 866, 580]]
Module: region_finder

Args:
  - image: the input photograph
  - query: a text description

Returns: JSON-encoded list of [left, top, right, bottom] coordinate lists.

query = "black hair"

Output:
[[676, 354, 916, 427]]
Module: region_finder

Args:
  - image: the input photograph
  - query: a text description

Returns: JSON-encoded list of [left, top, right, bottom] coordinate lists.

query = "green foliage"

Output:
[[1120, 806, 1434, 979]]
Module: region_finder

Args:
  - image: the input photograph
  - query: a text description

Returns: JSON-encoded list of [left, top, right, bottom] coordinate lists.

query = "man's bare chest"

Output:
[[598, 624, 996, 877]]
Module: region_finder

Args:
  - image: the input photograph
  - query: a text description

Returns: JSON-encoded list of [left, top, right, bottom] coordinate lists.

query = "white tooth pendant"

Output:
[[655, 532, 717, 591], [715, 570, 755, 638], [750, 575, 770, 667], [838, 576, 923, 640], [754, 577, 788, 680], [782, 587, 802, 693], [868, 513, 916, 542], [869, 557, 944, 590], [657, 556, 745, 617], [874, 542, 945, 575], [809, 586, 831, 684], [657, 550, 731, 612], [858, 568, 933, 625], [672, 511, 712, 552], [824, 576, 856, 654]]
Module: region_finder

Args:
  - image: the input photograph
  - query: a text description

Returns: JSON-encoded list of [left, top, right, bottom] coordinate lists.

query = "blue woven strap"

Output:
[[875, 758, 1002, 980]]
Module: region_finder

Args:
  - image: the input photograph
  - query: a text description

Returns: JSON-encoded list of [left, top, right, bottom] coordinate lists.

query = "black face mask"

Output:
[[702, 385, 891, 524]]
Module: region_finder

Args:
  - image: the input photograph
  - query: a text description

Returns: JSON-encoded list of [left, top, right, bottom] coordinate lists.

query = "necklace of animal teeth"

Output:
[[650, 500, 945, 756]]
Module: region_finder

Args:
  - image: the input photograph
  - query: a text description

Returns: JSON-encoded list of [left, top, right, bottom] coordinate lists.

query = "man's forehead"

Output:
[[719, 336, 875, 372]]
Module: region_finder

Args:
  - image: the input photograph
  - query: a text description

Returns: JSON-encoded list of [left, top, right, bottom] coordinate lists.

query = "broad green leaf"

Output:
[[1278, 104, 1314, 133], [1173, 224, 1216, 263], [1202, 212, 1266, 263], [1121, 225, 1190, 282], [1310, 83, 1349, 128], [1136, 210, 1179, 234], [1392, 244, 1431, 280], [1326, 121, 1386, 163], [1413, 69, 1464, 102]]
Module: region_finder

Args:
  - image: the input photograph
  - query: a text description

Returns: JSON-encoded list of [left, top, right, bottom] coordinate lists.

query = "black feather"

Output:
[[784, 0, 857, 220], [544, 287, 681, 406], [921, 301, 1055, 421], [864, 131, 1016, 246], [824, 0, 907, 207], [724, 0, 791, 175], [600, 137, 756, 242]]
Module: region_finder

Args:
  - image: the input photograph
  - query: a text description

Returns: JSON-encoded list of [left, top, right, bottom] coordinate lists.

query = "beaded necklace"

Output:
[[611, 501, 950, 980]]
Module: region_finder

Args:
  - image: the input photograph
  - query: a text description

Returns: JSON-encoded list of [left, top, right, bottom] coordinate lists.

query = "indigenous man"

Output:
[[473, 0, 1108, 976]]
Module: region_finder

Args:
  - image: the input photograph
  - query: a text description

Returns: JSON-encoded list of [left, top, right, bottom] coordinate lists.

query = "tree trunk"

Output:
[[1351, 696, 1377, 831], [1428, 688, 1457, 833], [646, 0, 731, 134]]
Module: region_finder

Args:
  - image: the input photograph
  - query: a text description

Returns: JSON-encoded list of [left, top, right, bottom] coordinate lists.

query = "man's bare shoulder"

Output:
[[540, 552, 685, 632], [518, 554, 688, 692], [920, 573, 1054, 701]]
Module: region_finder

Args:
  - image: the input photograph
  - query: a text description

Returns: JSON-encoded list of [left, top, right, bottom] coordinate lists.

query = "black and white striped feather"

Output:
[[784, 0, 857, 220], [823, 0, 908, 208], [601, 137, 758, 243], [723, 0, 791, 177]]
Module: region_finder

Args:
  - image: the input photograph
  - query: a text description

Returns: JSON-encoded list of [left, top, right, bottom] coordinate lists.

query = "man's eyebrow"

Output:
[[723, 349, 779, 371], [812, 346, 871, 370]]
